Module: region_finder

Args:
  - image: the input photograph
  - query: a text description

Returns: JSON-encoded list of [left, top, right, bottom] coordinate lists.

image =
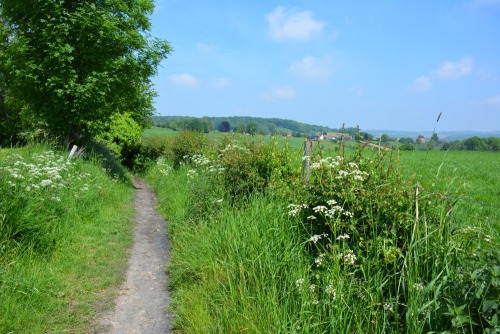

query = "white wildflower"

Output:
[[383, 303, 393, 312], [313, 205, 327, 213], [325, 284, 337, 298], [336, 234, 350, 241], [40, 179, 52, 187], [314, 253, 325, 267], [308, 234, 327, 244], [339, 250, 357, 265]]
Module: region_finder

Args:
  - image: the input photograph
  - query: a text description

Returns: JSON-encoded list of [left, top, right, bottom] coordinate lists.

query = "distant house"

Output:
[[417, 137, 426, 144]]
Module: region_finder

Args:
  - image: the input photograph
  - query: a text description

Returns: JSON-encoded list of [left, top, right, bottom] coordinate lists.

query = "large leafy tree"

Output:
[[0, 0, 171, 146]]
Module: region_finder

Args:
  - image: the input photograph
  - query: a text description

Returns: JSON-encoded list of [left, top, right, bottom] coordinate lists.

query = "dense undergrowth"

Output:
[[147, 131, 499, 333], [0, 144, 135, 333]]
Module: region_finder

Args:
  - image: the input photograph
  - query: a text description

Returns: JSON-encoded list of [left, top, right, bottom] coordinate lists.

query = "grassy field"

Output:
[[142, 126, 178, 138], [145, 130, 499, 333], [0, 145, 135, 333], [398, 150, 500, 238]]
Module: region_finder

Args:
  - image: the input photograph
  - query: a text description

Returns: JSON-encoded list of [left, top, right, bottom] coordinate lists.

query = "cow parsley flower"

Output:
[[308, 234, 327, 244]]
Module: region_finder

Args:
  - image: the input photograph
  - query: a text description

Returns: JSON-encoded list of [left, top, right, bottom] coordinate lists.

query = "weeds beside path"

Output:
[[99, 177, 172, 334]]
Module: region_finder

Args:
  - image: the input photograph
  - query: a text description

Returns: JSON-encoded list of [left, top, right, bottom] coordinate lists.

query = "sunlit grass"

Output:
[[0, 145, 135, 333]]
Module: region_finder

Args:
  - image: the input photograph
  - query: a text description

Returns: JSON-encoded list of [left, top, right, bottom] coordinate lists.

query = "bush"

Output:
[[167, 130, 212, 168], [217, 136, 294, 200], [399, 143, 415, 151]]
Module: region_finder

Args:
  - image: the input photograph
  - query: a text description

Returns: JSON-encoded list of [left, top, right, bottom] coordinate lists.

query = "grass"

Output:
[[142, 126, 178, 138], [146, 133, 499, 333], [398, 150, 500, 238], [0, 145, 135, 333]]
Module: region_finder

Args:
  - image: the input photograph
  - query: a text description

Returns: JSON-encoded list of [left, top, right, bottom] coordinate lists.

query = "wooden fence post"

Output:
[[302, 137, 312, 182]]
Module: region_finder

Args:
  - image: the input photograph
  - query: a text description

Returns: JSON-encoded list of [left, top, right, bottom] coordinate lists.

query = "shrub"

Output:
[[97, 112, 142, 160], [217, 136, 295, 200], [399, 143, 415, 151], [167, 130, 212, 168]]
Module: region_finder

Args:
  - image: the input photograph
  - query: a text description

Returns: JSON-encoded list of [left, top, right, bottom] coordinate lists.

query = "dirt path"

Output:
[[99, 178, 172, 333]]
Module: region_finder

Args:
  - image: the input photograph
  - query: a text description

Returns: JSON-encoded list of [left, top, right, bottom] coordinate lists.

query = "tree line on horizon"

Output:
[[152, 115, 370, 138], [152, 116, 499, 152]]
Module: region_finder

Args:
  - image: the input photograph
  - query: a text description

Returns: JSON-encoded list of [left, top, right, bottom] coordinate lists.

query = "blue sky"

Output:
[[150, 0, 500, 132]]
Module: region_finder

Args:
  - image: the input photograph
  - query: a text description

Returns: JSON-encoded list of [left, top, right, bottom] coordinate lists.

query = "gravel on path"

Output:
[[99, 178, 172, 334]]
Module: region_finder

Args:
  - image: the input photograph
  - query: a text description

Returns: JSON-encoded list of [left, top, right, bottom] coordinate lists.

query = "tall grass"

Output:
[[0, 144, 135, 333], [146, 134, 499, 333]]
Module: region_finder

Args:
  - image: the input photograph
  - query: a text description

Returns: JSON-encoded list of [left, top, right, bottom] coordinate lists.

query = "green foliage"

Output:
[[97, 112, 142, 160], [218, 121, 231, 132], [380, 133, 391, 142], [167, 130, 213, 168], [216, 136, 295, 200], [0, 0, 171, 145], [441, 136, 499, 152], [442, 244, 500, 333], [399, 143, 416, 150], [399, 137, 415, 144]]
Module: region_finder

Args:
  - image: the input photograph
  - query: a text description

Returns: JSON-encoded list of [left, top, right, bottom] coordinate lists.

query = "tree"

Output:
[[430, 133, 439, 143], [380, 134, 390, 143], [463, 136, 490, 151], [246, 122, 258, 135], [0, 0, 171, 146], [218, 121, 230, 132], [399, 137, 414, 144]]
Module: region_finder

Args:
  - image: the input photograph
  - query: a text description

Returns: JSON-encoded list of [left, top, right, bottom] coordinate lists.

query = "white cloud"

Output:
[[485, 94, 500, 106], [169, 73, 199, 88], [266, 6, 325, 41], [288, 56, 333, 79], [411, 76, 432, 91], [411, 56, 474, 92], [434, 56, 474, 80], [210, 78, 231, 89], [196, 43, 217, 53], [264, 85, 295, 99]]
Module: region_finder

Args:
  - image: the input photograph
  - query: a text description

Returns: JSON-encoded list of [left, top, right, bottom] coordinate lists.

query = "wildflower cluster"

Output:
[[338, 249, 357, 265], [295, 277, 339, 306], [156, 157, 173, 176], [311, 156, 368, 182], [312, 201, 353, 220], [1, 151, 73, 196], [287, 203, 309, 217], [1, 149, 104, 256], [183, 154, 224, 178]]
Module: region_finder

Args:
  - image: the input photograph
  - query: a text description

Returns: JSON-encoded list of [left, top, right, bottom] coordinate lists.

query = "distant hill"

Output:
[[367, 130, 500, 141], [152, 116, 498, 141], [152, 115, 343, 135]]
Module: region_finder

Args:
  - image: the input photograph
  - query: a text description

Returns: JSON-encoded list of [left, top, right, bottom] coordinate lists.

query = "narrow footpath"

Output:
[[100, 178, 172, 334]]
